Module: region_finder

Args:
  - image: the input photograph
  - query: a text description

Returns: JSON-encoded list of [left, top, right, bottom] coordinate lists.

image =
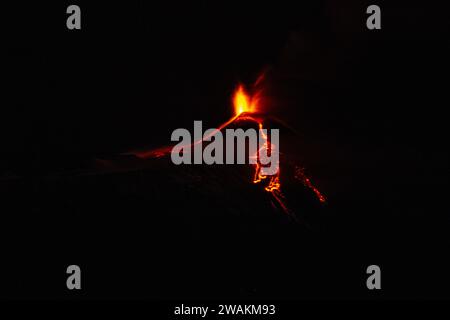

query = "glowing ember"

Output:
[[295, 166, 326, 203]]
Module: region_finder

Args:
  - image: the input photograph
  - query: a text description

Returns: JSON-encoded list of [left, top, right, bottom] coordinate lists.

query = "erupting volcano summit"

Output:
[[129, 78, 326, 218]]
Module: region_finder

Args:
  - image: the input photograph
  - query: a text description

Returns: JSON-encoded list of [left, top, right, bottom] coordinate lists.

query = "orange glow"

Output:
[[130, 80, 325, 218], [252, 122, 280, 192], [295, 166, 326, 203], [231, 84, 325, 214], [233, 85, 259, 116], [232, 87, 281, 194]]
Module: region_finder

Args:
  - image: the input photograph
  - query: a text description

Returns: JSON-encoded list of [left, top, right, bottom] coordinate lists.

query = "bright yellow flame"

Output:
[[233, 85, 258, 116]]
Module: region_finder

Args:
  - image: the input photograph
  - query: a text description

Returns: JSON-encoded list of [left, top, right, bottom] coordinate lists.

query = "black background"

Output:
[[2, 0, 450, 304]]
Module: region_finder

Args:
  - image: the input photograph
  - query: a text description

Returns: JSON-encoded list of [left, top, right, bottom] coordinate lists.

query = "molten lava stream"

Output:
[[231, 85, 290, 214], [130, 82, 325, 217]]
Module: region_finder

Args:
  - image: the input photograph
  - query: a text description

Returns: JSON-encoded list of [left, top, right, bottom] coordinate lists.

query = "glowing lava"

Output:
[[231, 85, 280, 192], [128, 80, 326, 217], [233, 85, 259, 115], [231, 84, 326, 215]]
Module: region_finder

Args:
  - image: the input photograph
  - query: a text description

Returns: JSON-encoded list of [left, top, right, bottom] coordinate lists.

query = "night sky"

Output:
[[2, 0, 450, 309]]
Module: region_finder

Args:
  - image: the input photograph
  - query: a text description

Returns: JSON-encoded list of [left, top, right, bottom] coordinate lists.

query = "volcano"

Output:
[[93, 82, 326, 222]]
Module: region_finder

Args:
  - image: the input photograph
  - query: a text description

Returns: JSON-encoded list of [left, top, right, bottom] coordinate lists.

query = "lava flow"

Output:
[[231, 85, 280, 193], [130, 80, 326, 217], [228, 84, 323, 216]]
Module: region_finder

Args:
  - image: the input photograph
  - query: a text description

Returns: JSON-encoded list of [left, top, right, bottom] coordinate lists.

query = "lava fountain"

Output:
[[130, 79, 326, 217]]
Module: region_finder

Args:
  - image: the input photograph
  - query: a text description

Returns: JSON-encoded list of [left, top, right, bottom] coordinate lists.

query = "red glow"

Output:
[[231, 84, 326, 212], [129, 79, 326, 217], [233, 85, 260, 115]]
